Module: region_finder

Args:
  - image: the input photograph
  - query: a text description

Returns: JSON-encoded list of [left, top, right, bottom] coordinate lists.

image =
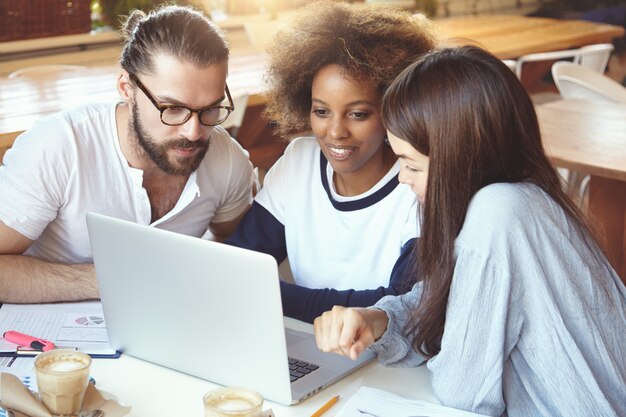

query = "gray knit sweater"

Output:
[[370, 182, 626, 417]]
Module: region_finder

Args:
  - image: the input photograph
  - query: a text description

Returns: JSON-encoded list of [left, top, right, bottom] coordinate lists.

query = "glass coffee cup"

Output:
[[203, 387, 264, 417], [34, 349, 92, 417]]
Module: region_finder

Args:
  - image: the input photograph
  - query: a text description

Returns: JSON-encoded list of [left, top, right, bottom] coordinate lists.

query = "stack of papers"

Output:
[[337, 386, 490, 417]]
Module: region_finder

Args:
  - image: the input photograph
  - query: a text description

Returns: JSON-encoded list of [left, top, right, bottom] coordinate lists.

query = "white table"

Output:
[[90, 319, 435, 416]]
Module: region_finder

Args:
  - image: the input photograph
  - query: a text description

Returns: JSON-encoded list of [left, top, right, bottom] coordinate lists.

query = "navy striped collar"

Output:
[[319, 151, 399, 212]]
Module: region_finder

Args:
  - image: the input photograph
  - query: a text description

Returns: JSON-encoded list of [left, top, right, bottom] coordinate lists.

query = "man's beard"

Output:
[[129, 104, 210, 176]]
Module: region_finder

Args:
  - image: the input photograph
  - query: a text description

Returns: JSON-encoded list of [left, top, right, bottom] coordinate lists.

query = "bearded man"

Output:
[[0, 5, 254, 303]]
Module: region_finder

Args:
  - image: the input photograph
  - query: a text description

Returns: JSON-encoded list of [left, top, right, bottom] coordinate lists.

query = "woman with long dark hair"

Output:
[[314, 45, 626, 417]]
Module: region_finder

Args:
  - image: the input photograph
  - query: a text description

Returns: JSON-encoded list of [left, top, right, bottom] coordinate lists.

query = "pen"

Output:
[[3, 330, 56, 352], [310, 395, 340, 417]]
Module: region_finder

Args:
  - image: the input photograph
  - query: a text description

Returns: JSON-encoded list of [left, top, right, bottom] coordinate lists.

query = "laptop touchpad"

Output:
[[285, 328, 313, 347]]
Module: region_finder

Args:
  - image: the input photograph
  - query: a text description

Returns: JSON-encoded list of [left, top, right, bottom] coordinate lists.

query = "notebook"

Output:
[[86, 212, 375, 405]]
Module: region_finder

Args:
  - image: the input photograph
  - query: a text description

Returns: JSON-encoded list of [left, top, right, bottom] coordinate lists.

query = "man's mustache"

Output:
[[166, 138, 210, 149]]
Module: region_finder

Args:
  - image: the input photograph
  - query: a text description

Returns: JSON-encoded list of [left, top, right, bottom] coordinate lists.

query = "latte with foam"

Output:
[[35, 350, 91, 417], [203, 387, 263, 417]]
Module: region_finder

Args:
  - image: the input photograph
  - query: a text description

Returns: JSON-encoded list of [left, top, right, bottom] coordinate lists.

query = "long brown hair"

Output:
[[381, 45, 600, 357]]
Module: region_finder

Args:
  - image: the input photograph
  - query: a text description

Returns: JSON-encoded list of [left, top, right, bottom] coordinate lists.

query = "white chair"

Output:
[[552, 61, 626, 104], [575, 43, 615, 73], [8, 64, 87, 80], [502, 59, 517, 73], [551, 61, 626, 207], [514, 43, 614, 104], [515, 43, 614, 79]]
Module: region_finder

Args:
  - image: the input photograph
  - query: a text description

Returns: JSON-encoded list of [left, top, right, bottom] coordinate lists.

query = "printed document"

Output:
[[0, 301, 116, 356], [337, 386, 490, 417]]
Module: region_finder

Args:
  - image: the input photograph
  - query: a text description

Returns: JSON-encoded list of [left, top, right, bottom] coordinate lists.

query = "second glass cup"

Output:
[[203, 387, 263, 417]]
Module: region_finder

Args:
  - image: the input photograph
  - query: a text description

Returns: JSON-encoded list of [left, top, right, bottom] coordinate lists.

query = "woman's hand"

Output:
[[313, 306, 389, 360]]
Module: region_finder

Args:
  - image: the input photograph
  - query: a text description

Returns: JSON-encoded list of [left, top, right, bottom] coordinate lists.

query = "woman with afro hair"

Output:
[[227, 1, 436, 323]]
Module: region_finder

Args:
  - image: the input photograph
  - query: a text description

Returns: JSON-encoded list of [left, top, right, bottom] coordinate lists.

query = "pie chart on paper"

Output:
[[75, 316, 105, 326]]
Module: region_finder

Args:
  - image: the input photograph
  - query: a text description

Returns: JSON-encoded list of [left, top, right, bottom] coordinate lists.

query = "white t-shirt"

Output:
[[0, 102, 253, 263], [256, 137, 419, 290]]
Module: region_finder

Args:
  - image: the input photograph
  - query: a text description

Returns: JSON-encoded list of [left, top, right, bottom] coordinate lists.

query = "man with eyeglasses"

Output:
[[0, 5, 255, 303]]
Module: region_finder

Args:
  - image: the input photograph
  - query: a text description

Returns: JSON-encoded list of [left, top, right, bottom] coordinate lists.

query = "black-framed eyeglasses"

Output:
[[128, 72, 234, 126]]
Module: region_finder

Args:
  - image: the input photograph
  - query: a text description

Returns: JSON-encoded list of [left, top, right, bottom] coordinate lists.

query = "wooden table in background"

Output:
[[436, 14, 624, 59], [537, 99, 626, 283], [215, 13, 624, 58], [1, 15, 624, 169], [437, 15, 625, 92], [220, 13, 626, 159], [0, 50, 267, 131], [0, 49, 287, 170]]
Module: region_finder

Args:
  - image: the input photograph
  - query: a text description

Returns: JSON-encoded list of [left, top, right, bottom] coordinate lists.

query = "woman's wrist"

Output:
[[365, 308, 389, 341]]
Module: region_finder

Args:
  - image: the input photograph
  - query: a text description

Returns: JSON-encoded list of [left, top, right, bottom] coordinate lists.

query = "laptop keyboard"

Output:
[[288, 357, 319, 382]]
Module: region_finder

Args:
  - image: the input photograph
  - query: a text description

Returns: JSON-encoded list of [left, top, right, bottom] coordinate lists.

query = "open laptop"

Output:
[[86, 212, 375, 405]]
